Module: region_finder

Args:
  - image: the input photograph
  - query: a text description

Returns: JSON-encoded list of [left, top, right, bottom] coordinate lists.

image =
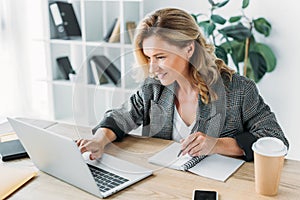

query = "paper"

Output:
[[188, 154, 245, 181], [148, 142, 245, 181], [0, 166, 37, 199], [0, 116, 7, 124], [148, 142, 192, 170]]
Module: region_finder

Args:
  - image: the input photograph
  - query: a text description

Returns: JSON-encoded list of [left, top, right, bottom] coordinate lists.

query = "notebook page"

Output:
[[148, 142, 192, 170], [188, 154, 245, 182]]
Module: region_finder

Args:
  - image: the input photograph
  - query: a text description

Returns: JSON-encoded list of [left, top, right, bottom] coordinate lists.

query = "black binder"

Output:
[[103, 18, 119, 42], [56, 56, 76, 80], [0, 140, 28, 161], [90, 55, 121, 85], [49, 1, 81, 39]]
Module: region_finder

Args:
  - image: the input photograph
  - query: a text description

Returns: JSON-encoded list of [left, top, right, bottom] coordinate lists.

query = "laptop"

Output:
[[7, 118, 153, 198]]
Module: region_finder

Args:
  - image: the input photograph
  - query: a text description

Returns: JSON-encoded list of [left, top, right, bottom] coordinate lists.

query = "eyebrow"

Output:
[[143, 52, 166, 57]]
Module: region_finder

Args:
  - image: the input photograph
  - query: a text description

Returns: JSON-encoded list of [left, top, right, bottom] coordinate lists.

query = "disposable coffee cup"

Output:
[[252, 137, 287, 196]]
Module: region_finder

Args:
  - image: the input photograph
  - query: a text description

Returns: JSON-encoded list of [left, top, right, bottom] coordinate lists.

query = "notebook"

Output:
[[148, 142, 245, 182], [0, 165, 37, 199], [0, 139, 29, 161], [7, 118, 153, 198]]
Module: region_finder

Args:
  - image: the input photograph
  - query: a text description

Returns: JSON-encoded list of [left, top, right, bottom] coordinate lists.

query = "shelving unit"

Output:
[[42, 0, 144, 127]]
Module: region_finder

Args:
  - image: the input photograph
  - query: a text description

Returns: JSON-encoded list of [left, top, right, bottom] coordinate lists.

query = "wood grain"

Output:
[[1, 121, 299, 200]]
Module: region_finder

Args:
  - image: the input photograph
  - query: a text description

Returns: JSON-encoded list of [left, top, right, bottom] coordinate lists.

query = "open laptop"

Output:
[[7, 118, 153, 198]]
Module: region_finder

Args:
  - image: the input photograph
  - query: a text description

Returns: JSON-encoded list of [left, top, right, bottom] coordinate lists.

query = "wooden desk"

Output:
[[1, 120, 300, 200]]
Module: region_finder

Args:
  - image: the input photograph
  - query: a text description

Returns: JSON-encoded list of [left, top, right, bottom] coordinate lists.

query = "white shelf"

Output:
[[49, 39, 83, 45], [85, 41, 123, 48], [43, 0, 143, 126]]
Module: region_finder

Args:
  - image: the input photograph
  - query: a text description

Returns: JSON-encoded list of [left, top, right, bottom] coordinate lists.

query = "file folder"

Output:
[[49, 1, 81, 39], [0, 166, 37, 199]]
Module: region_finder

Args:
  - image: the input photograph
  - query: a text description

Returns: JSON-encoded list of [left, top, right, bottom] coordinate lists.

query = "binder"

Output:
[[90, 59, 109, 85], [56, 56, 76, 80], [90, 55, 121, 85], [49, 1, 81, 39], [108, 18, 120, 43], [103, 18, 119, 42], [126, 21, 136, 43]]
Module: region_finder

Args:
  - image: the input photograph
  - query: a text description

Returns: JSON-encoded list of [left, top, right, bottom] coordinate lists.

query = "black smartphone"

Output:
[[193, 190, 218, 200]]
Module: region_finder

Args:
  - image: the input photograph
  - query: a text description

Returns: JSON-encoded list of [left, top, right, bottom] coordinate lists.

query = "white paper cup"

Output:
[[252, 137, 287, 196]]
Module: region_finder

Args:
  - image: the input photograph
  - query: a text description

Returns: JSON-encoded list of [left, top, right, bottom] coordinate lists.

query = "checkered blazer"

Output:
[[95, 73, 289, 157]]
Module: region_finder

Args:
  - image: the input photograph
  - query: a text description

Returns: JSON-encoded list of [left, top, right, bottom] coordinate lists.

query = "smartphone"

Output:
[[193, 190, 218, 200]]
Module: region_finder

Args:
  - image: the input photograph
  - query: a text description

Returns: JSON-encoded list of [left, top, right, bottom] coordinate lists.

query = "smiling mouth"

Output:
[[157, 73, 167, 80]]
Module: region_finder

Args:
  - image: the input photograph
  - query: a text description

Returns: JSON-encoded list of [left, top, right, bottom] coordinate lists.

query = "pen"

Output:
[[178, 135, 196, 157], [177, 149, 183, 157]]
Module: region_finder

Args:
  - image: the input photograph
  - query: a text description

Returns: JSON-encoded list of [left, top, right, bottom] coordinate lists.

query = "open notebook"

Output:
[[148, 142, 245, 182], [0, 165, 37, 199]]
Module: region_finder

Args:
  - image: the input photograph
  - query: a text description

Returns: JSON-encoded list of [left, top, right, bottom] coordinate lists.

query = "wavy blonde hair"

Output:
[[133, 8, 234, 104]]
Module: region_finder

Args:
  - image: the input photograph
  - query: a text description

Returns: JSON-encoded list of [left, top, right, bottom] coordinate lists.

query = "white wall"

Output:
[[1, 0, 298, 160], [144, 0, 300, 160], [0, 0, 49, 119]]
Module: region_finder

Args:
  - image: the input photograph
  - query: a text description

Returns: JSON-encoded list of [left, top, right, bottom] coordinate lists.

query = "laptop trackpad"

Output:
[[85, 153, 152, 180]]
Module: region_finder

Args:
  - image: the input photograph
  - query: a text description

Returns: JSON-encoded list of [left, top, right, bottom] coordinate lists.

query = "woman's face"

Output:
[[142, 35, 193, 86]]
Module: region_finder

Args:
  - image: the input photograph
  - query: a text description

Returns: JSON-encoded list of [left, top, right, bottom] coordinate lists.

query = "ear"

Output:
[[185, 41, 195, 59]]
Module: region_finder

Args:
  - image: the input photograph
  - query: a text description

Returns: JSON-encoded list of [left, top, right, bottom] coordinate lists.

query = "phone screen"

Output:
[[193, 190, 218, 200]]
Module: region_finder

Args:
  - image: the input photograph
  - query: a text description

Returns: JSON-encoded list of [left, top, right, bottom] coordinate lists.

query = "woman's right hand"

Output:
[[76, 138, 105, 160], [76, 128, 117, 160]]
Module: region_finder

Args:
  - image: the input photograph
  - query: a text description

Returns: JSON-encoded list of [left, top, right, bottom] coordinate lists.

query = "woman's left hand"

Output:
[[180, 132, 218, 157]]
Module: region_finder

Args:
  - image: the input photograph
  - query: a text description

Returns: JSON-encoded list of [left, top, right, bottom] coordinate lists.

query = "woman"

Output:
[[77, 8, 289, 162]]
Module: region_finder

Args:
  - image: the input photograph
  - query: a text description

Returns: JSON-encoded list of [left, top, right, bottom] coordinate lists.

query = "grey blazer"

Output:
[[94, 73, 289, 161]]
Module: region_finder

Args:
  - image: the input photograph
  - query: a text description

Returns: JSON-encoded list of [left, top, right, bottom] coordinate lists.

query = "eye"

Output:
[[156, 56, 165, 60], [145, 56, 151, 61]]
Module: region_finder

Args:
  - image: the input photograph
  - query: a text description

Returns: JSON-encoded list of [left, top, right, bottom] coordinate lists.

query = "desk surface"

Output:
[[1, 119, 300, 200]]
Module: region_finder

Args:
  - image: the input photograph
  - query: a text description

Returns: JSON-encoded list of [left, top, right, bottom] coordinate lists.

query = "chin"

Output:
[[159, 79, 175, 86]]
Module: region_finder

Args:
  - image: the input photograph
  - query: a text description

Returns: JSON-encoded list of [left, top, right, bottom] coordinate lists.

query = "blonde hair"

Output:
[[133, 8, 234, 104]]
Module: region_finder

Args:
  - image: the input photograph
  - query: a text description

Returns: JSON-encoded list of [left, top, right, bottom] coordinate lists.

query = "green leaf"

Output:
[[220, 40, 245, 62], [211, 14, 226, 25], [245, 61, 256, 82], [249, 52, 267, 82], [242, 0, 250, 9], [251, 43, 276, 72], [208, 0, 215, 6], [219, 23, 252, 41], [229, 16, 242, 23], [191, 14, 198, 23], [215, 0, 230, 8], [215, 46, 228, 64], [199, 21, 216, 37], [220, 40, 245, 71], [230, 51, 240, 70], [253, 18, 272, 37]]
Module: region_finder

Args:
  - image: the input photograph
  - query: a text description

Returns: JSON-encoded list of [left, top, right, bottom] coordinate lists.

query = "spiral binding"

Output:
[[181, 155, 207, 171]]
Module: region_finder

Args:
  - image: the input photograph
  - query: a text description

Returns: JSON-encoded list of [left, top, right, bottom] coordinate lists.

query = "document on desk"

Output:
[[148, 142, 245, 182], [0, 165, 37, 199]]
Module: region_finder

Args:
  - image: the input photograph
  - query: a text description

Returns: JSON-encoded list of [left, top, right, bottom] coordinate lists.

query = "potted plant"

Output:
[[192, 0, 276, 82]]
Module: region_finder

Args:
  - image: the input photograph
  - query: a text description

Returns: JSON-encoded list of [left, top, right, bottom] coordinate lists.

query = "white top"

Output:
[[172, 105, 196, 143]]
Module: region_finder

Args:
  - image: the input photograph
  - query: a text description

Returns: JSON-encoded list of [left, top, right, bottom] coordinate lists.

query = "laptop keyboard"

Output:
[[88, 164, 129, 193]]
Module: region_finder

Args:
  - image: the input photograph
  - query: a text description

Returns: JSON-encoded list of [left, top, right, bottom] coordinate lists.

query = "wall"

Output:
[[2, 0, 298, 160], [0, 0, 49, 119], [144, 0, 300, 160]]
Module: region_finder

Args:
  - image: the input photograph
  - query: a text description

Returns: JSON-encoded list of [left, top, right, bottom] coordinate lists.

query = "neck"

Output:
[[176, 74, 196, 96]]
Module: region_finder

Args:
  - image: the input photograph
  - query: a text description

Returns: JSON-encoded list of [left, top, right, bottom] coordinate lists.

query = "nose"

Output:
[[149, 59, 159, 74]]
